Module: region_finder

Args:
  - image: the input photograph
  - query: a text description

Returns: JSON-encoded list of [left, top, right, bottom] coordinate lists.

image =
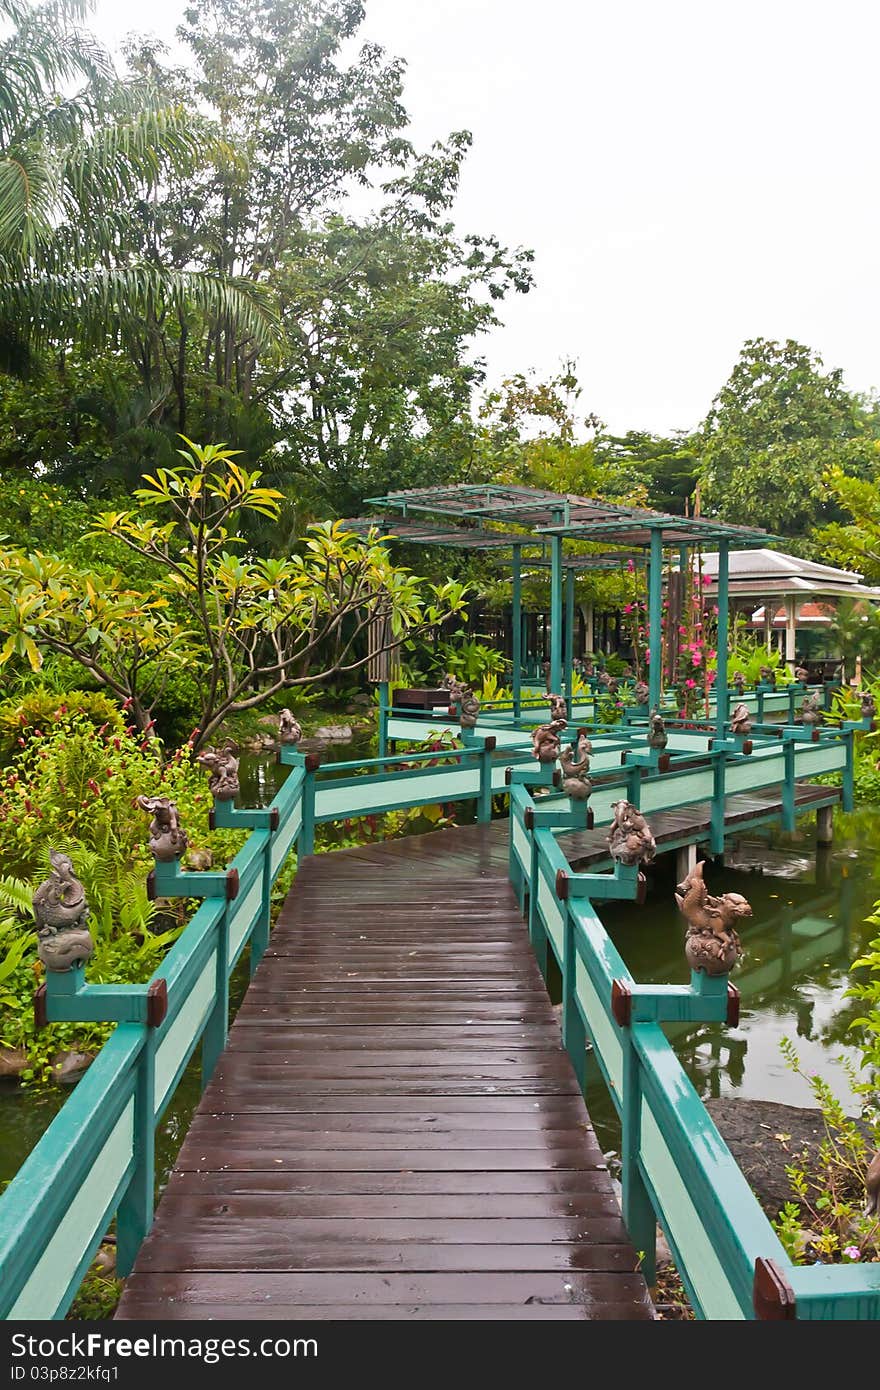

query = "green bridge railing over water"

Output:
[[0, 707, 878, 1321]]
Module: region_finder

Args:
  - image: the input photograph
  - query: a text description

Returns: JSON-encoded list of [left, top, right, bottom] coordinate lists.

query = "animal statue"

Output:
[[196, 745, 240, 800], [866, 1150, 880, 1217], [558, 743, 591, 801], [574, 729, 593, 763], [732, 671, 746, 696], [278, 709, 303, 746], [606, 676, 619, 697], [458, 686, 480, 729], [532, 718, 567, 764], [861, 692, 876, 722], [759, 665, 776, 689], [795, 665, 810, 684], [646, 709, 667, 750], [620, 663, 633, 678], [541, 660, 552, 694], [633, 680, 649, 706], [730, 703, 752, 738], [32, 850, 94, 973], [548, 692, 567, 721], [137, 795, 189, 862], [597, 669, 611, 690], [801, 693, 823, 727], [583, 660, 595, 678], [607, 800, 656, 866], [674, 859, 750, 976]]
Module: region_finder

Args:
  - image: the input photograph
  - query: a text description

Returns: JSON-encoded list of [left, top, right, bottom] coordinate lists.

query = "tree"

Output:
[[816, 465, 880, 584], [594, 430, 699, 515], [0, 0, 269, 388], [698, 338, 876, 538], [0, 440, 469, 749]]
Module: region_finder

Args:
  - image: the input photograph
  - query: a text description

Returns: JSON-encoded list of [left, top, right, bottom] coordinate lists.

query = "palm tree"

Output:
[[0, 0, 269, 371]]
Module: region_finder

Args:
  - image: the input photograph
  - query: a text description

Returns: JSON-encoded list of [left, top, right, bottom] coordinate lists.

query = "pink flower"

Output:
[[627, 559, 635, 571], [692, 653, 702, 666], [678, 625, 686, 636], [685, 678, 696, 689], [702, 575, 712, 586], [843, 1245, 861, 1261], [623, 604, 633, 614], [707, 650, 716, 661]]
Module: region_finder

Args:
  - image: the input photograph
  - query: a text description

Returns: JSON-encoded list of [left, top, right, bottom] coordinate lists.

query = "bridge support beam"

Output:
[[676, 842, 698, 882], [816, 804, 834, 846]]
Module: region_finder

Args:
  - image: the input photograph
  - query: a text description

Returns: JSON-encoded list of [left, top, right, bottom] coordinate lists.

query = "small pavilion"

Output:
[[342, 485, 771, 734], [699, 548, 880, 668]]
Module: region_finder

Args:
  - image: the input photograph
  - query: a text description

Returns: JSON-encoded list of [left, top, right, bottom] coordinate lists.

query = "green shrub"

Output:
[[0, 689, 123, 763]]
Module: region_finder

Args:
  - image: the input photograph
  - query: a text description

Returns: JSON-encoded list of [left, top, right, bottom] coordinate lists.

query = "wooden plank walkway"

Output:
[[117, 828, 655, 1321], [116, 780, 832, 1321]]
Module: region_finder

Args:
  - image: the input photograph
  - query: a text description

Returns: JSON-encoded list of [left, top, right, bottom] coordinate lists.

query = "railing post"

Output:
[[116, 1028, 156, 1277], [512, 544, 522, 720], [299, 754, 320, 855], [620, 1030, 657, 1285], [626, 762, 642, 808], [710, 751, 725, 856], [562, 906, 586, 1091], [843, 730, 855, 813], [250, 827, 274, 977], [782, 738, 796, 831], [378, 681, 389, 758], [477, 736, 496, 823], [201, 901, 230, 1088], [527, 827, 548, 979]]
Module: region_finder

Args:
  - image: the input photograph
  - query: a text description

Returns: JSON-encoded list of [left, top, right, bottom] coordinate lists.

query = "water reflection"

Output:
[[585, 812, 880, 1149]]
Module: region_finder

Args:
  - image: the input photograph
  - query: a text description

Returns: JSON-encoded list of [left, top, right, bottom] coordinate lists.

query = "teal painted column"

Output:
[[715, 541, 730, 735], [647, 528, 663, 711], [550, 533, 564, 696], [378, 681, 389, 757], [512, 545, 522, 718], [565, 566, 575, 716]]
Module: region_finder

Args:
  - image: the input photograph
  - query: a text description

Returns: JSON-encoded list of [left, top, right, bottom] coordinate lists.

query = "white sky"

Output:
[[93, 0, 880, 437]]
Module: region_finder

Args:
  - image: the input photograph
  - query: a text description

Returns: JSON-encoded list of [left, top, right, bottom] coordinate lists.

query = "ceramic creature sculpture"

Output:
[[542, 660, 552, 694], [730, 703, 752, 738], [801, 693, 823, 727], [633, 680, 649, 706], [558, 743, 591, 801], [574, 729, 592, 763], [674, 859, 750, 976], [607, 800, 656, 866], [646, 709, 668, 751], [795, 666, 810, 684], [862, 692, 876, 722], [138, 795, 188, 862], [32, 850, 94, 972], [606, 676, 619, 697], [732, 671, 746, 696], [548, 692, 567, 722], [278, 709, 303, 745], [197, 745, 240, 800], [532, 718, 567, 764], [759, 665, 776, 689], [458, 686, 480, 729]]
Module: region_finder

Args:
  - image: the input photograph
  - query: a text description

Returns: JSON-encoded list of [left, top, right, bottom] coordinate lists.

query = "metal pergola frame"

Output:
[[342, 485, 774, 730]]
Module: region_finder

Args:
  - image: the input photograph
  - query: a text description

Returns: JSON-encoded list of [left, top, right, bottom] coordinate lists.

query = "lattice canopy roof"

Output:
[[345, 484, 772, 549]]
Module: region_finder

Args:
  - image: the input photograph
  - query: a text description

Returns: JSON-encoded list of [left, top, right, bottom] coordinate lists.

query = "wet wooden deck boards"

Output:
[[116, 780, 832, 1321], [116, 829, 655, 1321]]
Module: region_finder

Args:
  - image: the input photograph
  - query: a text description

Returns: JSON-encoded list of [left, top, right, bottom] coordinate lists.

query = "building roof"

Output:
[[700, 548, 880, 601]]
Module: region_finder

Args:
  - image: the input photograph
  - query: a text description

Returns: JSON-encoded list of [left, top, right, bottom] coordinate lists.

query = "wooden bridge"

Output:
[[116, 825, 655, 1320], [5, 717, 880, 1323]]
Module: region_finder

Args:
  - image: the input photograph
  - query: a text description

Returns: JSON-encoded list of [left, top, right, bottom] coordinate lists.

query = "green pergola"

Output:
[[342, 485, 772, 730]]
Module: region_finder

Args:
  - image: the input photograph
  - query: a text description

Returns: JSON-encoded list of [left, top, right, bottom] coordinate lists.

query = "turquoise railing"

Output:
[[508, 763, 880, 1320], [0, 711, 865, 1319]]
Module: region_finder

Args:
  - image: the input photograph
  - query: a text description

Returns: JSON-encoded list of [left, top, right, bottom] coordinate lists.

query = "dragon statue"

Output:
[[138, 795, 189, 862], [759, 665, 776, 689], [532, 718, 567, 764], [32, 850, 94, 973], [732, 671, 746, 696], [458, 686, 480, 729], [801, 693, 823, 727], [607, 800, 656, 866], [548, 692, 567, 722], [278, 709, 303, 745], [558, 743, 591, 801], [646, 709, 668, 750], [574, 729, 592, 763], [197, 745, 240, 801], [675, 859, 750, 976], [730, 703, 752, 738]]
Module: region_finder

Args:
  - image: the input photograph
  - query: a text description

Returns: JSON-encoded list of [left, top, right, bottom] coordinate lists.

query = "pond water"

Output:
[[2, 788, 878, 1207]]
